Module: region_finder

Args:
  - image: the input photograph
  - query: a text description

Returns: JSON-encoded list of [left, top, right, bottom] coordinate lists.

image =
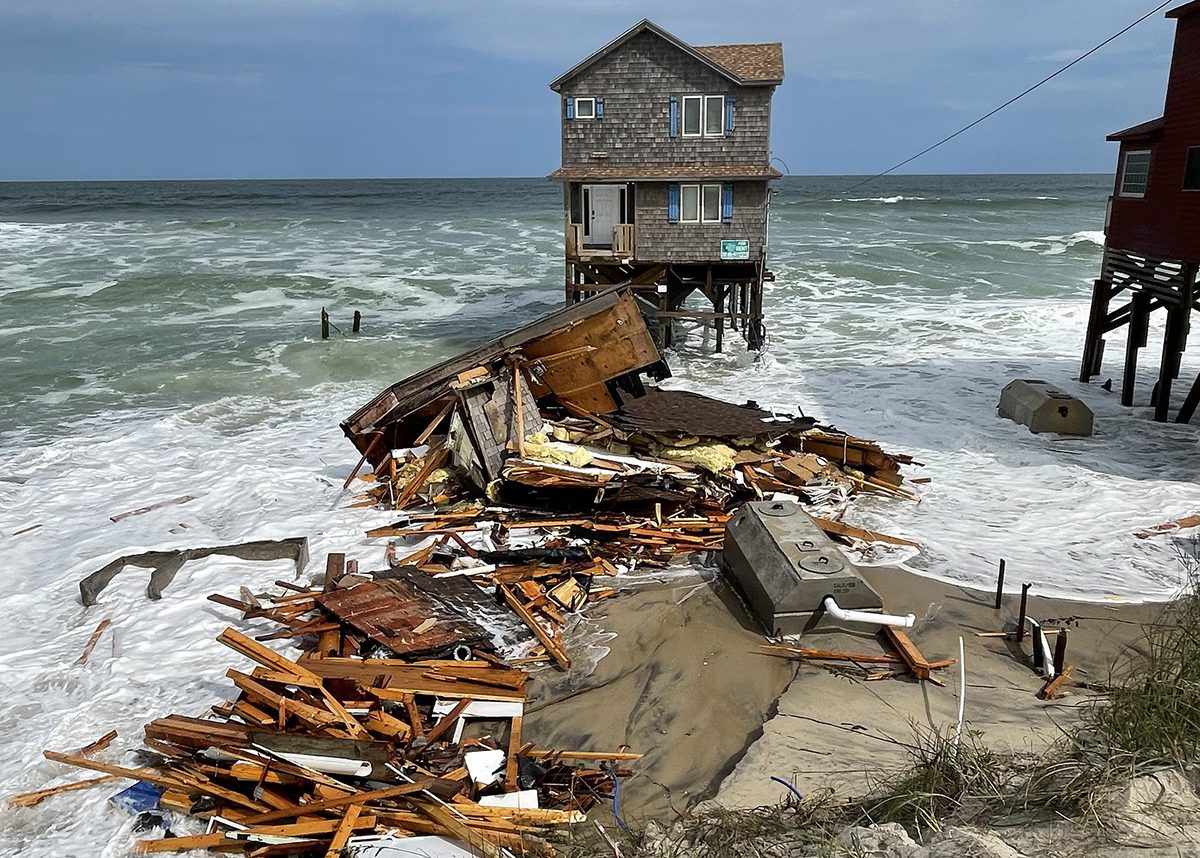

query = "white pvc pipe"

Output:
[[821, 596, 915, 628]]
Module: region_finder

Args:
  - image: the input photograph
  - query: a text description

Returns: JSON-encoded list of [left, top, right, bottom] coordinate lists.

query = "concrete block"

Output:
[[998, 379, 1093, 436], [720, 499, 883, 635]]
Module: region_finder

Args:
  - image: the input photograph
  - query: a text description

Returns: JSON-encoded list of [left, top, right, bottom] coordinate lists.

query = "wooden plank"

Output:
[[882, 627, 932, 681], [809, 516, 920, 549], [504, 715, 523, 790], [134, 833, 234, 854], [239, 781, 430, 826], [110, 494, 196, 523], [1135, 513, 1200, 539], [394, 443, 450, 509], [75, 618, 112, 665], [7, 774, 122, 808], [1037, 665, 1075, 700], [323, 804, 363, 857], [77, 729, 119, 756], [409, 797, 504, 858], [420, 698, 473, 748], [499, 584, 570, 670]]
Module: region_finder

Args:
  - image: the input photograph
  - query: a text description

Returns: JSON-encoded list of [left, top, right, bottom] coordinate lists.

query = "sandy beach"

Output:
[[524, 557, 1165, 822]]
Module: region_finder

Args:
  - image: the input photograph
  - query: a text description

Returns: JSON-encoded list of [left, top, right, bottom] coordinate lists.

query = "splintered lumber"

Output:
[[809, 516, 920, 549], [239, 782, 430, 826], [75, 618, 112, 665], [410, 797, 505, 858], [882, 627, 933, 681], [42, 750, 268, 812], [110, 494, 196, 523], [7, 774, 122, 808], [323, 804, 363, 857], [394, 443, 450, 509], [77, 730, 119, 756], [759, 645, 904, 665], [1135, 513, 1200, 539], [1037, 665, 1075, 700], [499, 584, 570, 670], [134, 833, 233, 853]]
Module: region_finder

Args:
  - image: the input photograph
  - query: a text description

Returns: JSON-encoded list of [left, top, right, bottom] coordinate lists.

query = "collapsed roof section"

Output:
[[341, 286, 670, 474]]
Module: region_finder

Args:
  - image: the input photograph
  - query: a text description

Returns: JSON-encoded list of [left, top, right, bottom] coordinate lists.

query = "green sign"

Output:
[[720, 239, 750, 260]]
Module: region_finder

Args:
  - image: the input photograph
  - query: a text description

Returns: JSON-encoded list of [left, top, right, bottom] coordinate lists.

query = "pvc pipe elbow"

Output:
[[822, 595, 916, 628]]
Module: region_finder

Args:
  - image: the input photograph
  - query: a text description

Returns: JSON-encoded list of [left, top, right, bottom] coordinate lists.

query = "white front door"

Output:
[[584, 184, 621, 248]]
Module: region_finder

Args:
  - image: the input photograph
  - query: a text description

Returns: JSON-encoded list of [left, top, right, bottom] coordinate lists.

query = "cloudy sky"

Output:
[[0, 1, 1179, 180]]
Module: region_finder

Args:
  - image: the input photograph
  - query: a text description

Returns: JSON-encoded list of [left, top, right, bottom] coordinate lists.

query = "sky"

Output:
[[0, 0, 1180, 180]]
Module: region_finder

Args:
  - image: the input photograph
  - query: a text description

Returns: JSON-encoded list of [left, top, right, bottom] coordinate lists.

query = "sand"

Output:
[[525, 558, 1163, 822]]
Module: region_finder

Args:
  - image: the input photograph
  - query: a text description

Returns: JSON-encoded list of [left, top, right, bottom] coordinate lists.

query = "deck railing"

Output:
[[613, 223, 635, 257]]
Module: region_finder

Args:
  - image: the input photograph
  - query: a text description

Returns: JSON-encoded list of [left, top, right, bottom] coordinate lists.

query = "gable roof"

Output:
[[549, 19, 784, 91]]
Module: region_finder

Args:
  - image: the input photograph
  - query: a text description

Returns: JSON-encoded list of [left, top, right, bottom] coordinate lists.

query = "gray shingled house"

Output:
[[549, 19, 784, 350]]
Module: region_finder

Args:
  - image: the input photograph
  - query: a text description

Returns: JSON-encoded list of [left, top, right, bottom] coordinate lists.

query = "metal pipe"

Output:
[[821, 596, 915, 629]]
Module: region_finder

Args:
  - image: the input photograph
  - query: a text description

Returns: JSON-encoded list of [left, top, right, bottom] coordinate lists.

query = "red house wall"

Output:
[[1106, 10, 1200, 262]]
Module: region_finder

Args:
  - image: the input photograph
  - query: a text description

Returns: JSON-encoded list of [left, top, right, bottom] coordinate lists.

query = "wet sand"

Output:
[[524, 560, 1162, 821]]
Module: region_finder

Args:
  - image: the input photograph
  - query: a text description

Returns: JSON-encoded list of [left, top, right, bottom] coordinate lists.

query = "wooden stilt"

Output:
[[1122, 291, 1152, 407], [709, 267, 723, 353], [352, 311, 361, 333], [1080, 275, 1113, 382], [321, 308, 330, 340], [1016, 582, 1031, 643], [1176, 371, 1200, 424]]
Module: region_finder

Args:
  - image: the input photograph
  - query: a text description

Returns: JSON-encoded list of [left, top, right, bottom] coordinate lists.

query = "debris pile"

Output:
[[338, 287, 918, 668], [27, 584, 635, 856]]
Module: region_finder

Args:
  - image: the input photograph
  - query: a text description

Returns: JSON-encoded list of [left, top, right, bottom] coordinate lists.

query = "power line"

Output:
[[834, 0, 1174, 198]]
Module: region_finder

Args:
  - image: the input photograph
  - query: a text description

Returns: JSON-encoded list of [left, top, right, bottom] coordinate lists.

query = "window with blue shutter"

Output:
[[724, 96, 735, 136], [669, 96, 679, 137], [596, 97, 604, 119], [721, 184, 733, 222], [667, 184, 680, 223], [565, 97, 574, 119]]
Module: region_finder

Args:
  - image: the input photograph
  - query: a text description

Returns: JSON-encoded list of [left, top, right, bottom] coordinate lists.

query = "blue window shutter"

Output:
[[596, 97, 604, 118], [565, 97, 574, 119], [721, 183, 734, 223], [724, 96, 735, 135], [667, 184, 680, 223], [669, 96, 679, 137]]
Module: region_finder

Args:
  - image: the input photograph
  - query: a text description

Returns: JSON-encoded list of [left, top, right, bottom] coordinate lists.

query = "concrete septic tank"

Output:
[[720, 499, 884, 635], [998, 379, 1094, 436]]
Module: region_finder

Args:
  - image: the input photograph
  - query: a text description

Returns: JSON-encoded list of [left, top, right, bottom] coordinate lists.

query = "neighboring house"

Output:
[[548, 20, 784, 350], [1080, 1, 1200, 422]]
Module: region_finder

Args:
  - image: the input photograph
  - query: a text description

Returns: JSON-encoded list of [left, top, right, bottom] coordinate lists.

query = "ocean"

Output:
[[1, 174, 1199, 852]]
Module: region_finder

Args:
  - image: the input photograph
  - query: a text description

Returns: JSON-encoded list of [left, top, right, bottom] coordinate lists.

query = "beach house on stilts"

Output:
[[1080, 1, 1200, 422], [548, 20, 784, 351]]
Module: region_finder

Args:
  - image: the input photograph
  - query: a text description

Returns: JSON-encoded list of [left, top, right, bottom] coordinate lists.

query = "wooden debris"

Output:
[[75, 618, 112, 665], [1135, 513, 1200, 539], [109, 494, 196, 523], [882, 627, 934, 681], [1037, 664, 1075, 700]]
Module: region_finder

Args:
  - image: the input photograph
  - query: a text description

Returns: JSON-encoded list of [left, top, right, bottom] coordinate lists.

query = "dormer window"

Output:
[[575, 97, 596, 119], [680, 95, 727, 137]]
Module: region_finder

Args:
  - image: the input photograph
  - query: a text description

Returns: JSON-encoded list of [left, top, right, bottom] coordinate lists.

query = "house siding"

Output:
[[634, 181, 768, 262], [1106, 11, 1200, 262], [559, 30, 773, 170]]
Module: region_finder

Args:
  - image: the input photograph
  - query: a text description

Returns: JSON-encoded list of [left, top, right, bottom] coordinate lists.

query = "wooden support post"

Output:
[[656, 284, 669, 349], [710, 267, 723, 353], [1155, 265, 1195, 422], [1122, 291, 1151, 407], [320, 307, 330, 340], [1177, 371, 1200, 424], [352, 310, 361, 333], [1016, 582, 1031, 643], [994, 559, 1006, 611], [1053, 627, 1068, 675], [1080, 261, 1113, 382]]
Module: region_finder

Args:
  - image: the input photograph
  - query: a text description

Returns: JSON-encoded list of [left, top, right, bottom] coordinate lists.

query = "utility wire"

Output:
[[835, 0, 1174, 198]]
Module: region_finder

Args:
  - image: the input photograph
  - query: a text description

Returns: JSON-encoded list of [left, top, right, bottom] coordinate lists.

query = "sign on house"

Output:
[[720, 239, 750, 260]]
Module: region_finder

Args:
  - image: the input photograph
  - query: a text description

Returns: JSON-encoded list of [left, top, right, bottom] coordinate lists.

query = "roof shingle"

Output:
[[548, 164, 783, 181], [694, 43, 784, 83]]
